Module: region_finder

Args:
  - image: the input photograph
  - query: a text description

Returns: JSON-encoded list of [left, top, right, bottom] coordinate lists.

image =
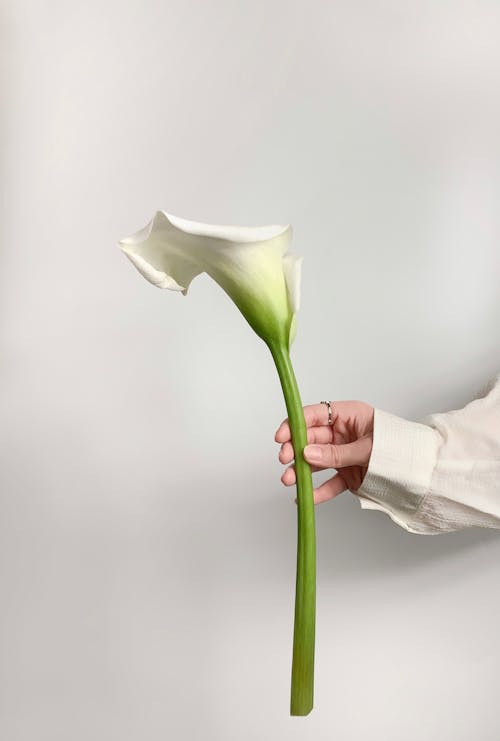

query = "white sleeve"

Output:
[[353, 373, 500, 535]]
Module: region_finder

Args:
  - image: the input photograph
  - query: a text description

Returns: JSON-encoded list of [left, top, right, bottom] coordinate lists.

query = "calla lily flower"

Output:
[[119, 210, 303, 349], [119, 210, 316, 717]]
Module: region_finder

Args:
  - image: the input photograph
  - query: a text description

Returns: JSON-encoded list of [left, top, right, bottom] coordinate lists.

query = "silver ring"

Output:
[[320, 400, 333, 426]]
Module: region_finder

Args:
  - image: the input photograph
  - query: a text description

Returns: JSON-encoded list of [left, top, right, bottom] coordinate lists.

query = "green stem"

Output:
[[268, 340, 316, 717]]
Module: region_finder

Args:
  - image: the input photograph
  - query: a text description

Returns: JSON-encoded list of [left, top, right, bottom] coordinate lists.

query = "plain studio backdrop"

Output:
[[1, 1, 500, 739]]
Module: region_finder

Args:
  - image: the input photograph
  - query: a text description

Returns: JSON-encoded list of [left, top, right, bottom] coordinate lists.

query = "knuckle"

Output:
[[331, 445, 343, 467]]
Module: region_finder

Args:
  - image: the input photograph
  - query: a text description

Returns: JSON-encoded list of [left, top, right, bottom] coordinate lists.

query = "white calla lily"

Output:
[[119, 210, 302, 348], [118, 209, 316, 717]]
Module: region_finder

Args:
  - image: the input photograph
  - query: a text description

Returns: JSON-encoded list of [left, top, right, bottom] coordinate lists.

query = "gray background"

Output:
[[2, 1, 500, 739]]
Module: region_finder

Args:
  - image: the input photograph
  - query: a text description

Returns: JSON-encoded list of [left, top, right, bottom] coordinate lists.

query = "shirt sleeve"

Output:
[[353, 372, 500, 534]]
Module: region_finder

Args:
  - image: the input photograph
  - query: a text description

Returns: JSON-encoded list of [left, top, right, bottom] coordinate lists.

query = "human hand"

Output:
[[274, 401, 374, 504]]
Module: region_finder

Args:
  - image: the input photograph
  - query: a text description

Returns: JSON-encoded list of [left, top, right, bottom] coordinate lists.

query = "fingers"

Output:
[[281, 463, 322, 486], [313, 473, 347, 503], [275, 402, 339, 443], [303, 436, 372, 469], [278, 426, 334, 464], [275, 400, 373, 443], [292, 474, 347, 505]]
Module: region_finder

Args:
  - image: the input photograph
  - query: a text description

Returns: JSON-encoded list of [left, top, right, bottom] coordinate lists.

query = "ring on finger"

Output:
[[320, 400, 334, 426]]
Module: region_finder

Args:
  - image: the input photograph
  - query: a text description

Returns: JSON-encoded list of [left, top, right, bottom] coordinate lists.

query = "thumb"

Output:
[[303, 437, 371, 468]]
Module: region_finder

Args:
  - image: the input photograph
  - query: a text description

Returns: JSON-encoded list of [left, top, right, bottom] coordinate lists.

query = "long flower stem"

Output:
[[268, 340, 316, 716]]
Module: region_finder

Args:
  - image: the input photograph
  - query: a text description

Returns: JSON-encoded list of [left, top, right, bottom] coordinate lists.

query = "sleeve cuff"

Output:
[[353, 408, 441, 534]]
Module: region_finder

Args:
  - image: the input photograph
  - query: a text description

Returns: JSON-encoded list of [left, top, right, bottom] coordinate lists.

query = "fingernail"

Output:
[[304, 444, 322, 462]]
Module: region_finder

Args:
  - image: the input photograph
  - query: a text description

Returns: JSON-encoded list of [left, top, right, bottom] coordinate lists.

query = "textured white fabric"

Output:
[[353, 372, 500, 535]]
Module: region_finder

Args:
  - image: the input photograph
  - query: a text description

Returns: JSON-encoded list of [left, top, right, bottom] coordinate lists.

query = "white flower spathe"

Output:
[[119, 210, 302, 347]]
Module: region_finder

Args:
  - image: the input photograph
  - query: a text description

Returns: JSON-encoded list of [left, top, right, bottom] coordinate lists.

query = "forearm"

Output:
[[354, 374, 500, 534]]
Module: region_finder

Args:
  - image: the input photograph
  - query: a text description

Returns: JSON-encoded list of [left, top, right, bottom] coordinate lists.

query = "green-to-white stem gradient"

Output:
[[118, 209, 313, 714], [268, 340, 316, 717]]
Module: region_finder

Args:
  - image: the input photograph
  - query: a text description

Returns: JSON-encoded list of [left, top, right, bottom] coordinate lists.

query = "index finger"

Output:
[[274, 402, 339, 443]]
